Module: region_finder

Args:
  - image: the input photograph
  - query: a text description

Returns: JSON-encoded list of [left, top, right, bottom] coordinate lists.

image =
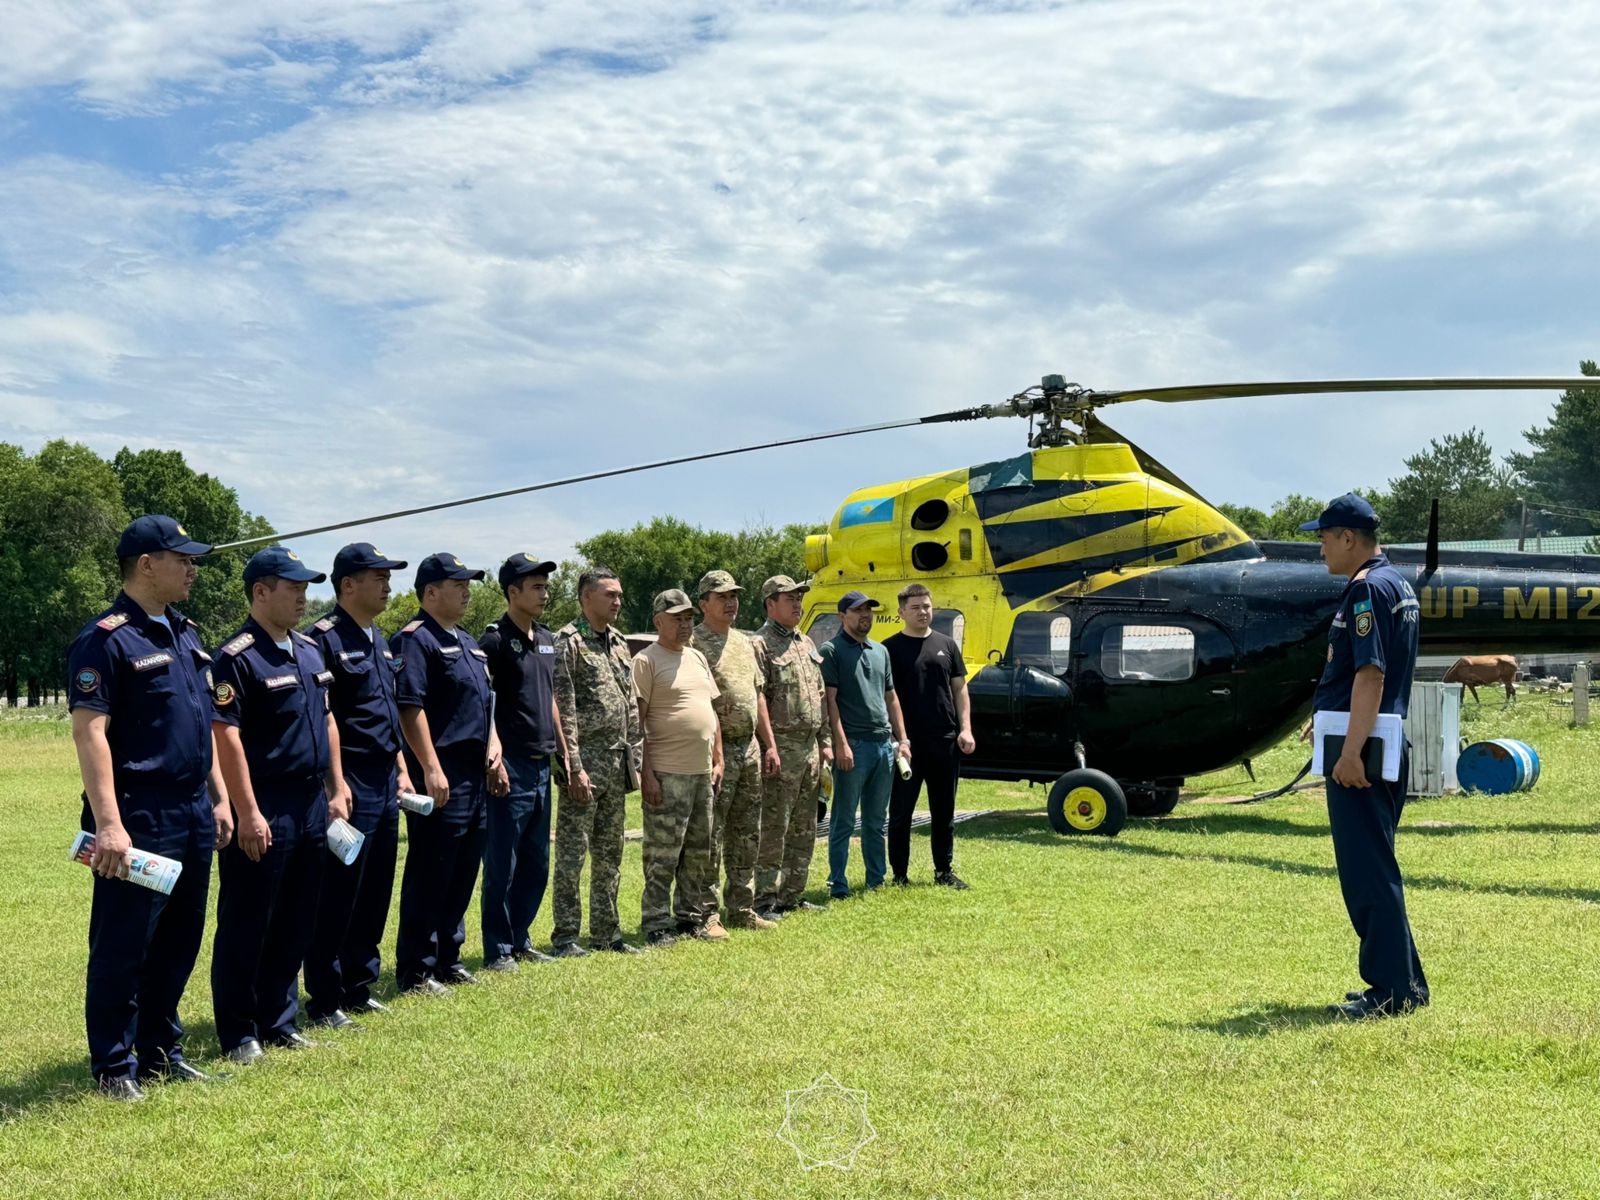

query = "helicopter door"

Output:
[[1069, 612, 1238, 776], [963, 610, 1075, 775]]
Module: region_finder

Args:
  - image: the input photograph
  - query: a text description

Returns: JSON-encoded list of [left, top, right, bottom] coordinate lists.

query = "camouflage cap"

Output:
[[696, 568, 742, 596], [653, 588, 696, 615], [760, 574, 811, 601]]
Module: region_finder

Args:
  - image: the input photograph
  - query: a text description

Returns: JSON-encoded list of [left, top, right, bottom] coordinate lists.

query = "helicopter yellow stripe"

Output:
[[990, 512, 1180, 575], [978, 481, 1151, 526]]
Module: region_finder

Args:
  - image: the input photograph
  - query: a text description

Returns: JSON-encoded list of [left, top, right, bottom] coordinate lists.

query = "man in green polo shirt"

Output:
[[819, 591, 910, 898]]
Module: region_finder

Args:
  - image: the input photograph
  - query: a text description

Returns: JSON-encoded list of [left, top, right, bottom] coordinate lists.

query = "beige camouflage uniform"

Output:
[[755, 599, 831, 910], [690, 619, 766, 923], [551, 616, 640, 949]]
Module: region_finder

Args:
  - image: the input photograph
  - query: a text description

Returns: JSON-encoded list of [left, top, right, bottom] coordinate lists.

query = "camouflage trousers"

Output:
[[755, 731, 822, 910], [641, 771, 715, 935], [551, 748, 627, 948], [704, 733, 762, 920]]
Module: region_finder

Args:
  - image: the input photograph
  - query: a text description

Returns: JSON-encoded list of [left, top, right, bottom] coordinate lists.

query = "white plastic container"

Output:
[[398, 791, 435, 816], [326, 817, 366, 866], [69, 830, 183, 896]]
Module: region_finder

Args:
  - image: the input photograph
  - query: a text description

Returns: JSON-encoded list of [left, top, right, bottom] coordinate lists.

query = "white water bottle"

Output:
[[326, 817, 365, 866], [398, 790, 435, 816], [69, 830, 183, 896]]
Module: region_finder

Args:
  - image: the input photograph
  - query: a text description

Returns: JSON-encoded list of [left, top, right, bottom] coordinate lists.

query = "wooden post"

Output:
[[1575, 662, 1591, 727]]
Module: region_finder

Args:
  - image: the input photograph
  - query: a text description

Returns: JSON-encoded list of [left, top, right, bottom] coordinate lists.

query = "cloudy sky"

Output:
[[3, 0, 1598, 574]]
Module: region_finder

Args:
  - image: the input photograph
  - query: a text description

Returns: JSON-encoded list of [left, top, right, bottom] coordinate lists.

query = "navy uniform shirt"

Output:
[[211, 618, 333, 795], [391, 610, 492, 755], [819, 632, 895, 739], [480, 613, 558, 758], [308, 606, 403, 761], [1313, 554, 1421, 718], [66, 592, 214, 799]]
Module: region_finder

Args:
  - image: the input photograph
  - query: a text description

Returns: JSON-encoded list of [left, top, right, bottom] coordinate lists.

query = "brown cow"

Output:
[[1443, 654, 1519, 703]]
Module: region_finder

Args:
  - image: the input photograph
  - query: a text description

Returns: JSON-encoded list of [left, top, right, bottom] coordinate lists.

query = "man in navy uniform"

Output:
[[303, 543, 412, 1029], [1302, 493, 1429, 1019], [210, 546, 352, 1064], [392, 552, 510, 994], [68, 515, 234, 1100], [478, 553, 568, 970]]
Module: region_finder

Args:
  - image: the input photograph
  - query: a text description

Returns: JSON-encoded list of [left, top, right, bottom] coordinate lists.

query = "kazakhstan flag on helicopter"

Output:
[[839, 497, 896, 527]]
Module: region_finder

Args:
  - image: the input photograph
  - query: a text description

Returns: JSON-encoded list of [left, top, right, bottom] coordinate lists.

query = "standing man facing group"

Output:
[[478, 553, 565, 970], [884, 583, 973, 890]]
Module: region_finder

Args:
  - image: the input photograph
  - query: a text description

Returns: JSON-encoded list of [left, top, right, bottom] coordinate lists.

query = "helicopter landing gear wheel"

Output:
[[1047, 769, 1127, 837]]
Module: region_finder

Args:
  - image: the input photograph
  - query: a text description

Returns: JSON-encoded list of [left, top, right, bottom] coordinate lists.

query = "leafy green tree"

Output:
[[1216, 503, 1268, 539], [1508, 361, 1600, 535], [1375, 428, 1516, 541], [1258, 494, 1325, 542]]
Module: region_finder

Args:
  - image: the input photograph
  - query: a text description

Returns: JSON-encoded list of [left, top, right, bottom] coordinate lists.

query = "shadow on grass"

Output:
[[0, 1056, 88, 1123], [962, 811, 1600, 904], [1146, 809, 1600, 840], [1172, 1004, 1335, 1038]]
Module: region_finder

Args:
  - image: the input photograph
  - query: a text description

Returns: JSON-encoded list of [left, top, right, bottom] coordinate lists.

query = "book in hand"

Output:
[[1310, 710, 1403, 782], [69, 830, 183, 895]]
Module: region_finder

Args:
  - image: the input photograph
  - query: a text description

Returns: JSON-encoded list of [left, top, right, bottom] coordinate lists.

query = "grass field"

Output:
[[2, 698, 1598, 1199]]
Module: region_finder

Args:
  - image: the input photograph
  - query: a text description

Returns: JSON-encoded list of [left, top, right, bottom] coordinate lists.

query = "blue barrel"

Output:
[[1456, 739, 1541, 794]]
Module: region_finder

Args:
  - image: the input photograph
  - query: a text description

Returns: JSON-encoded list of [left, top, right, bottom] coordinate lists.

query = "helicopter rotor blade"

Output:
[[1087, 377, 1600, 406], [208, 405, 986, 553]]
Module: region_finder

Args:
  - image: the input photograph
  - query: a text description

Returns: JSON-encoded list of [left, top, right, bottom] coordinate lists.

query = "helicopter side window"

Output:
[[1011, 612, 1071, 675], [805, 613, 841, 651], [1100, 623, 1195, 682], [932, 608, 965, 651]]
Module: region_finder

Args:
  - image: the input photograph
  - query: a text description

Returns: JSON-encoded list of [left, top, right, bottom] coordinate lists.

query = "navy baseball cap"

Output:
[[1299, 492, 1380, 533], [116, 514, 212, 558], [837, 590, 882, 612], [415, 552, 486, 589], [332, 542, 408, 582], [498, 552, 557, 589], [243, 545, 327, 585]]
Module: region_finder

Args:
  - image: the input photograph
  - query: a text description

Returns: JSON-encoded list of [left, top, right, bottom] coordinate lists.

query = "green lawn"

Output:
[[2, 699, 1598, 1198]]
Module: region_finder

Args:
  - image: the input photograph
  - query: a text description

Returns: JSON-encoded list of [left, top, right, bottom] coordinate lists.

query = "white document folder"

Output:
[[1311, 710, 1404, 782]]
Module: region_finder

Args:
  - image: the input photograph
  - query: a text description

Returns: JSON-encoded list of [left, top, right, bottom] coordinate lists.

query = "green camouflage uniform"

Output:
[[551, 617, 640, 948], [643, 771, 716, 934], [690, 622, 766, 921], [755, 619, 831, 909]]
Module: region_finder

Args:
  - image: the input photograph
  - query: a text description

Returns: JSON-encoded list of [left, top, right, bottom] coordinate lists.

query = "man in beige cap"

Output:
[[753, 575, 833, 920], [634, 589, 724, 946], [690, 570, 780, 933]]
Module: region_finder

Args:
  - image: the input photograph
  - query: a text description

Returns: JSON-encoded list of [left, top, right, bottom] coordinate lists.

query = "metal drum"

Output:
[[1455, 739, 1541, 794]]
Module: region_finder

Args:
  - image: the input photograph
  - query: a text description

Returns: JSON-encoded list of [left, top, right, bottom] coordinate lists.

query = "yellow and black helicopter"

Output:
[[222, 374, 1600, 838]]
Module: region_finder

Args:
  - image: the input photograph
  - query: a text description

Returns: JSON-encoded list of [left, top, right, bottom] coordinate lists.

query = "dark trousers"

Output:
[[1326, 752, 1430, 1008], [304, 756, 400, 1017], [889, 737, 962, 878], [83, 790, 213, 1082], [396, 749, 486, 987], [211, 785, 327, 1050], [481, 754, 553, 960]]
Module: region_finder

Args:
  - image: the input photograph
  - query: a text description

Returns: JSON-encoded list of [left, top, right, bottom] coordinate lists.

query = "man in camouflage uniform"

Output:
[[690, 570, 780, 933], [550, 569, 642, 956], [754, 575, 833, 920]]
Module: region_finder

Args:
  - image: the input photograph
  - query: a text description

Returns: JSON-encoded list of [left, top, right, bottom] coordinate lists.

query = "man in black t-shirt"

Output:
[[883, 583, 974, 890], [478, 554, 567, 970]]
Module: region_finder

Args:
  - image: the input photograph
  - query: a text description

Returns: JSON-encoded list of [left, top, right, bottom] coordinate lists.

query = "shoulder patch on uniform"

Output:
[[214, 681, 236, 706], [220, 632, 255, 657], [96, 613, 129, 632], [312, 617, 336, 632], [400, 620, 424, 634], [1355, 611, 1373, 637], [293, 629, 316, 645], [75, 667, 101, 693]]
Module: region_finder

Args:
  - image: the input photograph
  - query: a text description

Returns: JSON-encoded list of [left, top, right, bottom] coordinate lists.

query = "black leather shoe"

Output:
[[440, 965, 477, 985], [890, 876, 910, 888], [98, 1076, 146, 1102], [793, 899, 828, 912], [139, 1057, 218, 1084], [1328, 995, 1398, 1020], [514, 947, 557, 964], [645, 929, 679, 948], [1345, 990, 1368, 1003], [308, 1009, 362, 1032], [675, 919, 703, 937], [224, 1039, 265, 1066], [934, 870, 970, 891], [754, 906, 786, 922], [552, 941, 591, 959], [266, 1030, 317, 1049], [403, 977, 450, 997], [483, 955, 519, 973], [354, 997, 390, 1015], [598, 938, 642, 955]]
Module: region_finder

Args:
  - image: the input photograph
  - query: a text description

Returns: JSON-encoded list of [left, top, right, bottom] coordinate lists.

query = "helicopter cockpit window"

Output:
[[1100, 623, 1195, 682], [1011, 612, 1071, 675], [805, 613, 841, 650], [932, 609, 965, 650]]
